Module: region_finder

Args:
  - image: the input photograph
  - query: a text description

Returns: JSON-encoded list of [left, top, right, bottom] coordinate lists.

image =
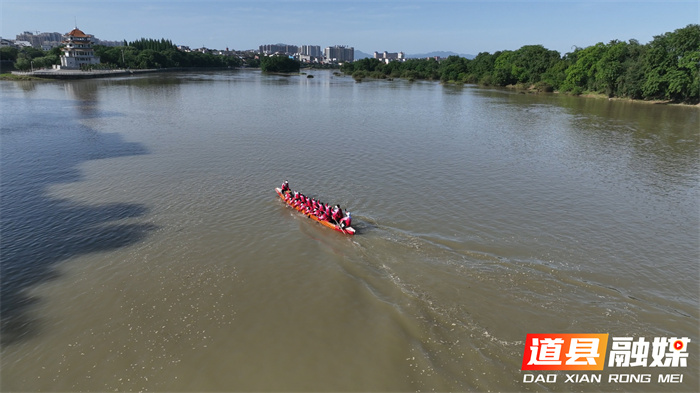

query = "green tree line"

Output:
[[127, 38, 176, 52], [342, 24, 699, 103], [0, 38, 242, 71], [96, 38, 242, 69], [0, 46, 61, 72]]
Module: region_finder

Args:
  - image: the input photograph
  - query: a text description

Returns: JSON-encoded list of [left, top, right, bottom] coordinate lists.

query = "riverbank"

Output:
[[484, 80, 699, 106], [578, 92, 700, 106], [6, 68, 160, 80], [4, 68, 697, 107], [0, 73, 44, 81], [4, 66, 239, 80], [345, 71, 699, 106]]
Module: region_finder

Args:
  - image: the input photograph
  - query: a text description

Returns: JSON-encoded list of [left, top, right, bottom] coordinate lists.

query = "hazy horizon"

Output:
[[2, 0, 697, 56]]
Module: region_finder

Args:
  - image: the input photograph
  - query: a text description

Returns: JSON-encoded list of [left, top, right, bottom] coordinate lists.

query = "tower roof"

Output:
[[66, 28, 87, 37]]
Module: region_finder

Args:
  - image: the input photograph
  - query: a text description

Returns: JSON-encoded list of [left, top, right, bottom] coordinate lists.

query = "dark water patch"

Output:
[[0, 95, 155, 345]]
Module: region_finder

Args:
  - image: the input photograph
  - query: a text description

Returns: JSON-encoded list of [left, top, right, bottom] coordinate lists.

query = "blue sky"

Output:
[[2, 0, 697, 55]]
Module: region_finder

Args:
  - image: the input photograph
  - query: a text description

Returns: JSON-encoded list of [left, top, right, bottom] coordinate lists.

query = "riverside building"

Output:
[[299, 45, 322, 57], [259, 43, 298, 56], [16, 31, 63, 50], [59, 28, 100, 69], [374, 51, 405, 63], [324, 45, 354, 63]]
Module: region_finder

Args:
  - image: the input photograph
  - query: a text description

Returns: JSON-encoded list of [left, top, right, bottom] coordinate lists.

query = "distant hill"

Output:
[[354, 50, 475, 61], [354, 50, 373, 60]]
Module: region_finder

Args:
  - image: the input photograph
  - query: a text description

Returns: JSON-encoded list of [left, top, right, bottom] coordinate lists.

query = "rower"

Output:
[[331, 204, 343, 222], [281, 180, 290, 193], [339, 211, 352, 228]]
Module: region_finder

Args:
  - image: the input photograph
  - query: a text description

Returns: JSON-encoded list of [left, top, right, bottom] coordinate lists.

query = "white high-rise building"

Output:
[[324, 45, 354, 63], [300, 45, 321, 57]]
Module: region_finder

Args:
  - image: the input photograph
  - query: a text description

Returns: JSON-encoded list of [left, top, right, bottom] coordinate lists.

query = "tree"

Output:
[[383, 60, 403, 78], [596, 40, 629, 97], [31, 55, 59, 69], [616, 40, 646, 99], [439, 55, 468, 82], [662, 24, 698, 101], [640, 24, 700, 101], [492, 51, 517, 85], [512, 45, 561, 85], [129, 38, 176, 52], [352, 58, 382, 72], [135, 49, 166, 68], [15, 58, 30, 71], [20, 47, 45, 59], [469, 51, 498, 84], [94, 45, 121, 66], [560, 43, 607, 93], [0, 46, 19, 62], [163, 49, 185, 68], [260, 55, 300, 73], [539, 58, 568, 91], [490, 46, 561, 87]]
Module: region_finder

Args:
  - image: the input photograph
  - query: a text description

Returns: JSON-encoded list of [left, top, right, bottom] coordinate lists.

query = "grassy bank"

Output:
[[0, 73, 45, 81]]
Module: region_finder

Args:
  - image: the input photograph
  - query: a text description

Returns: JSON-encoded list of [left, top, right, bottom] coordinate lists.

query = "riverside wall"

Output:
[[10, 67, 234, 80]]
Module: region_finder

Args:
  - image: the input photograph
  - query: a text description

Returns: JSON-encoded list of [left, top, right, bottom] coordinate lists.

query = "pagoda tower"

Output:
[[60, 27, 100, 69]]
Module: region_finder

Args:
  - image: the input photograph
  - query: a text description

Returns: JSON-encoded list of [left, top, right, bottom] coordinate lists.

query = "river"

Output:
[[1, 69, 698, 392]]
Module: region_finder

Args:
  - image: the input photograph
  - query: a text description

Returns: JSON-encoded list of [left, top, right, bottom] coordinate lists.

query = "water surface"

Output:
[[1, 70, 698, 391]]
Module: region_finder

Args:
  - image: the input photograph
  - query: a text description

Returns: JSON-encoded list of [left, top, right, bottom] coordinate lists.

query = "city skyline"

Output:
[[2, 0, 697, 56]]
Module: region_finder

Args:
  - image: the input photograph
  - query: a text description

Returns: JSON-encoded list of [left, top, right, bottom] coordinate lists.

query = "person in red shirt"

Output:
[[331, 205, 343, 223], [339, 211, 352, 229]]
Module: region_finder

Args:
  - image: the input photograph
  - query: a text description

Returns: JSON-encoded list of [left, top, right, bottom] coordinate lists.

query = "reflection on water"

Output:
[[0, 94, 155, 345], [0, 71, 697, 391]]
